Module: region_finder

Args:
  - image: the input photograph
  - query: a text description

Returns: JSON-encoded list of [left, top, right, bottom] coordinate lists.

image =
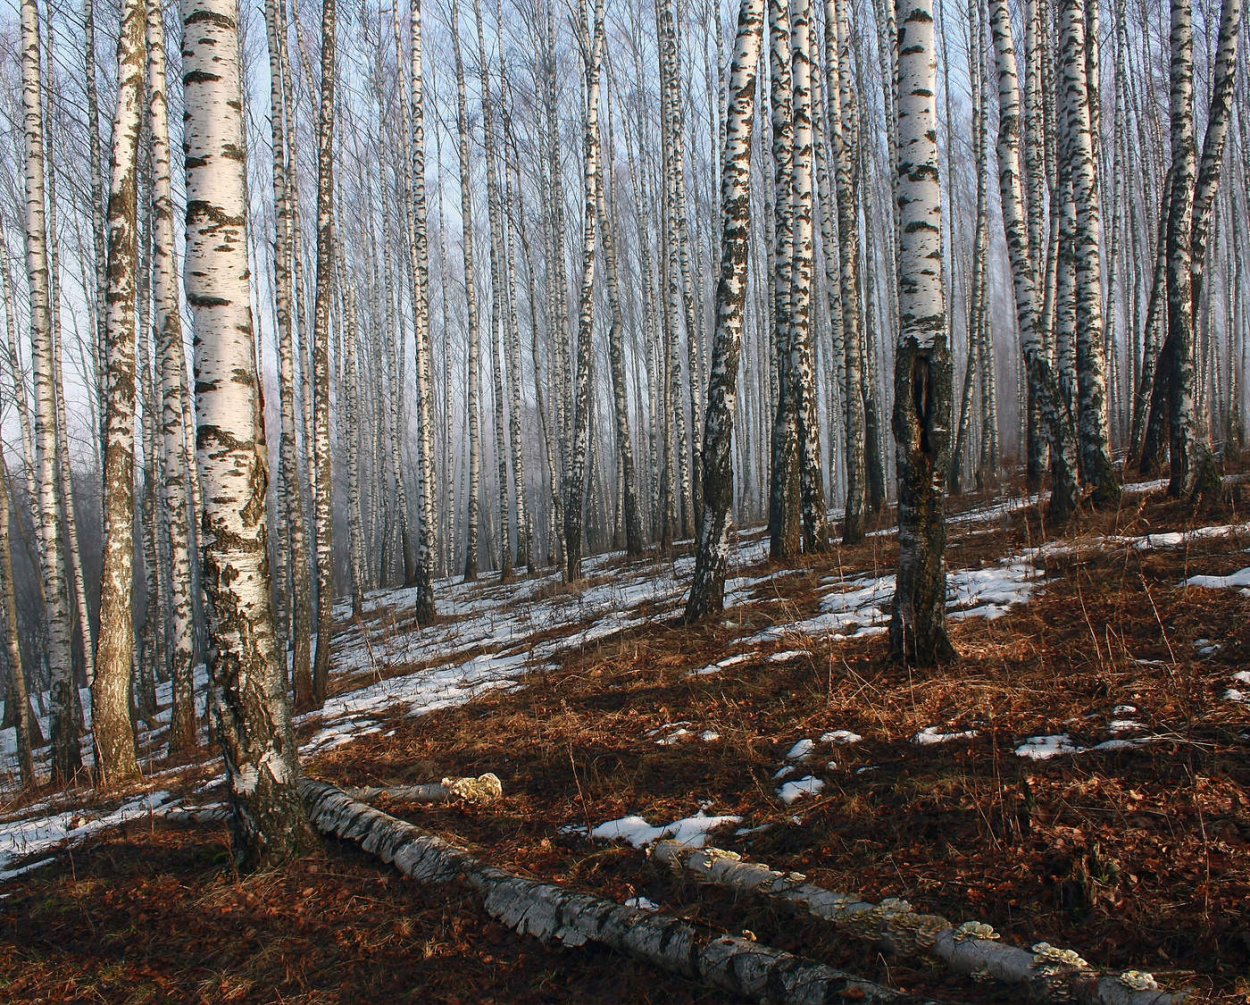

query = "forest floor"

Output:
[[1, 467, 1249, 1003]]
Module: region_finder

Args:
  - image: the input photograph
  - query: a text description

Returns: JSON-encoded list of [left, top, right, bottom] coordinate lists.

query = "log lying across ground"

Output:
[[343, 773, 503, 804], [651, 842, 1181, 1005], [300, 780, 935, 1005]]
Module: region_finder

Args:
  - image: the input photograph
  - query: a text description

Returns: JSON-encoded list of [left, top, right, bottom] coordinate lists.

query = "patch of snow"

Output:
[[1015, 734, 1082, 760], [785, 738, 815, 761], [591, 810, 742, 849], [0, 790, 178, 877], [768, 650, 808, 663], [777, 776, 824, 804], [913, 726, 979, 746], [821, 730, 863, 745], [1184, 567, 1250, 592]]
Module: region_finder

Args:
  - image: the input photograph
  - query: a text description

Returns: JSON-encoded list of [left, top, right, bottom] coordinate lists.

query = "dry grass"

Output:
[[3, 476, 1249, 1002]]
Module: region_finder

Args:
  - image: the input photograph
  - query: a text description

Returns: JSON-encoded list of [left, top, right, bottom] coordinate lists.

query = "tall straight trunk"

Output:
[[180, 0, 315, 867], [42, 15, 97, 699], [84, 0, 106, 435], [93, 0, 147, 787], [563, 0, 606, 584], [404, 0, 438, 618], [788, 0, 829, 552], [1157, 0, 1241, 494], [22, 0, 80, 786], [472, 0, 513, 581], [827, 0, 867, 544], [597, 171, 644, 556], [311, 0, 338, 705], [656, 0, 694, 540], [889, 0, 955, 666], [989, 0, 1080, 520], [767, 0, 801, 559], [265, 0, 313, 710], [0, 456, 35, 786], [148, 0, 199, 752], [450, 0, 482, 582], [683, 0, 765, 622], [496, 26, 531, 571], [1059, 0, 1119, 502], [342, 278, 366, 612]]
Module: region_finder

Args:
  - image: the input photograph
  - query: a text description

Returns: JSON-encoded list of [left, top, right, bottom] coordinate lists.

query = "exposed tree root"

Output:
[[651, 842, 1182, 1005], [300, 779, 932, 1004], [342, 774, 503, 804]]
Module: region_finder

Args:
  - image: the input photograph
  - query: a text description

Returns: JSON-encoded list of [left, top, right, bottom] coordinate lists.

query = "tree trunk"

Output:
[[265, 0, 314, 711], [310, 0, 338, 706], [180, 0, 316, 867], [889, 0, 955, 667], [683, 0, 765, 622], [563, 0, 606, 584], [21, 0, 80, 787], [989, 0, 1080, 521]]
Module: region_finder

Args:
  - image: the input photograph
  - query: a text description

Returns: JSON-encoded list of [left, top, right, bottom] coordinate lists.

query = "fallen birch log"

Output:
[[651, 842, 1181, 1005], [343, 774, 503, 804], [300, 780, 933, 1005]]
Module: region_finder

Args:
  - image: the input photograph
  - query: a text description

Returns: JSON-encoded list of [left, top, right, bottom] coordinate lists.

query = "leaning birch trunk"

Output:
[[148, 0, 199, 753], [988, 0, 1080, 521], [310, 0, 338, 706], [683, 0, 766, 623], [264, 0, 314, 711], [652, 843, 1181, 1005], [1157, 0, 1241, 495], [179, 0, 316, 867], [21, 0, 80, 786], [449, 0, 482, 582], [1059, 0, 1119, 504], [889, 0, 955, 666], [301, 780, 913, 1005], [562, 0, 606, 584], [93, 0, 146, 788]]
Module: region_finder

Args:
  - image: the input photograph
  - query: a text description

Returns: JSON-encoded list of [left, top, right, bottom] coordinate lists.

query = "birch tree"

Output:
[[93, 0, 147, 787], [889, 0, 955, 666], [311, 0, 338, 704], [22, 0, 80, 785], [683, 0, 765, 621], [988, 0, 1080, 521], [179, 0, 316, 866], [563, 0, 606, 583]]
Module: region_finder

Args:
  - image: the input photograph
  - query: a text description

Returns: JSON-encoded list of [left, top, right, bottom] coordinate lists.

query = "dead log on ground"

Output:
[[343, 773, 503, 804], [300, 780, 935, 1005], [651, 842, 1181, 1005]]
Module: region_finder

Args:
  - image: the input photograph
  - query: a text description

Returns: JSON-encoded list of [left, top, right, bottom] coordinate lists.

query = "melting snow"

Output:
[[777, 775, 825, 804], [590, 810, 742, 849], [821, 730, 863, 745], [1185, 567, 1250, 593], [913, 726, 979, 745]]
